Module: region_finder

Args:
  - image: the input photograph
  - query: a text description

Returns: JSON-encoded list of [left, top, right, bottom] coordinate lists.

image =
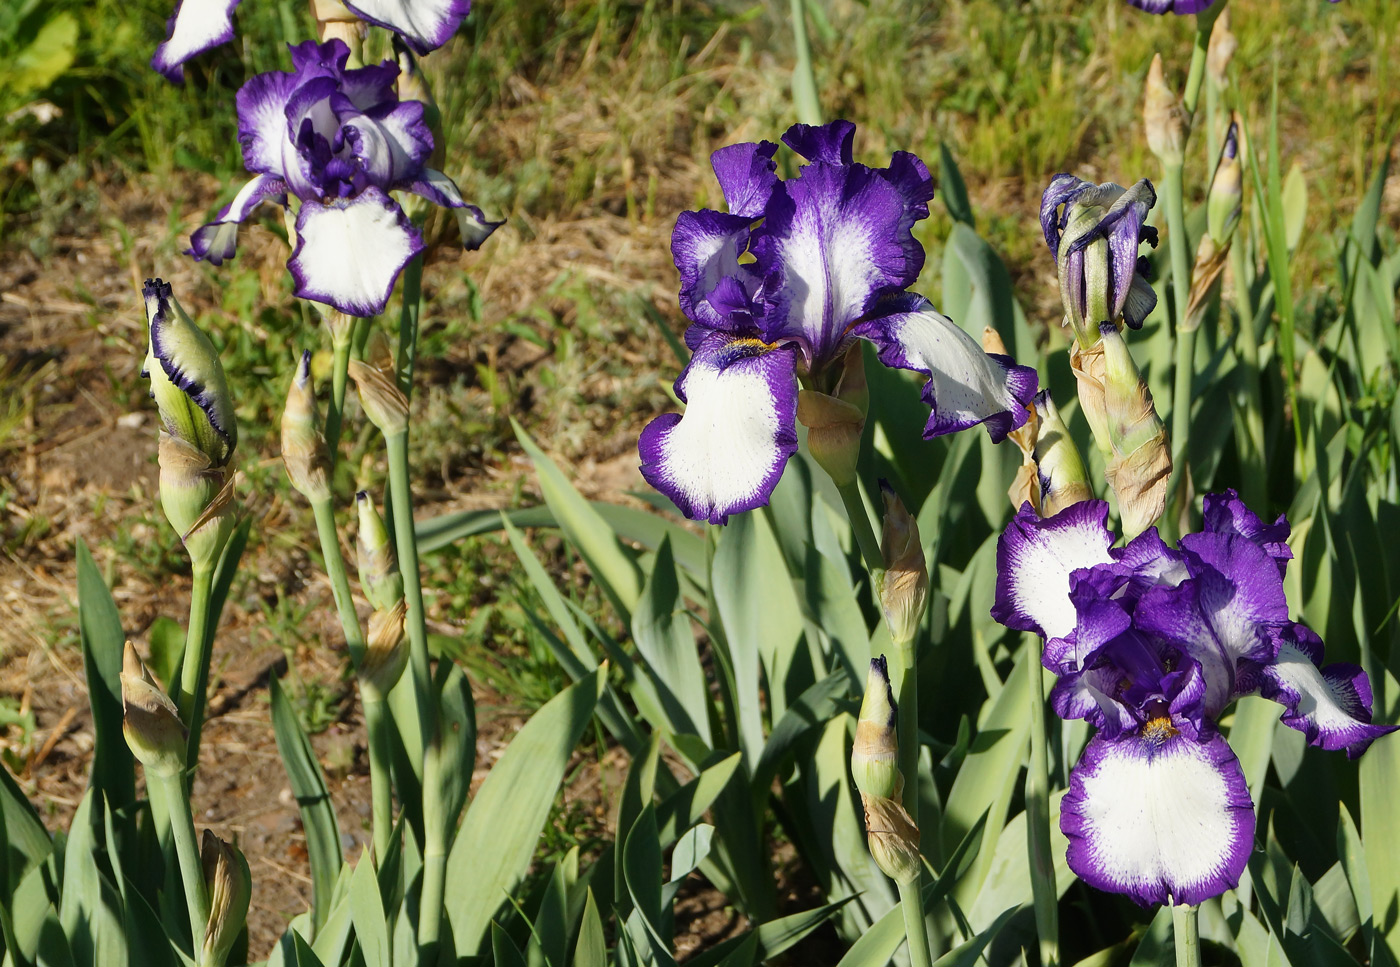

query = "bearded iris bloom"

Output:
[[153, 0, 469, 82], [188, 40, 499, 318], [1040, 174, 1159, 340], [992, 491, 1395, 906], [1127, 0, 1339, 12], [639, 120, 1038, 524]]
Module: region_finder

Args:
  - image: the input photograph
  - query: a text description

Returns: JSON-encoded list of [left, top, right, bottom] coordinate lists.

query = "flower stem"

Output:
[[1182, 9, 1219, 122], [836, 479, 884, 578], [395, 257, 424, 398], [897, 879, 934, 967], [788, 0, 821, 125], [310, 497, 366, 668], [363, 695, 394, 865], [1025, 637, 1059, 967], [152, 772, 210, 955], [887, 637, 919, 818], [1172, 903, 1201, 967], [1162, 161, 1195, 537], [177, 563, 215, 772], [385, 432, 433, 725], [324, 328, 353, 464]]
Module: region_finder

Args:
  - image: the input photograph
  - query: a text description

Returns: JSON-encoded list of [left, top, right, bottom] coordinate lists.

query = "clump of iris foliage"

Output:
[[2, 0, 1399, 967]]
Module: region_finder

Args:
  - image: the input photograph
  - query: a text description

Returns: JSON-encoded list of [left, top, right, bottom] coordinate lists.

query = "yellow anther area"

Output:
[[1142, 716, 1179, 744]]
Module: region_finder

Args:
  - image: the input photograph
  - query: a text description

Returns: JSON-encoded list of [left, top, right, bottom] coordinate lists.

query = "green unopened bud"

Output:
[[121, 642, 186, 778], [1144, 54, 1185, 167], [1032, 390, 1094, 516], [348, 332, 408, 436], [1206, 8, 1236, 89], [356, 491, 403, 611], [1099, 324, 1170, 538], [852, 656, 902, 801], [359, 601, 408, 701], [862, 793, 921, 885], [796, 347, 868, 487], [282, 351, 331, 503], [878, 482, 927, 646], [200, 830, 250, 967], [142, 279, 236, 467], [1207, 122, 1243, 246]]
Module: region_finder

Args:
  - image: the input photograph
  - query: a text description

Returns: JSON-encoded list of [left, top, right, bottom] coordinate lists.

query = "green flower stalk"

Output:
[[200, 830, 251, 967]]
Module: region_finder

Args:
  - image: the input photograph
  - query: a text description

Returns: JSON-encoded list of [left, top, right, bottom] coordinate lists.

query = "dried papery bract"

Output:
[[309, 0, 365, 56], [349, 332, 409, 436], [878, 483, 928, 646], [120, 641, 186, 778], [282, 351, 332, 503], [1100, 324, 1170, 538], [1070, 339, 1112, 459], [361, 600, 409, 701], [200, 830, 251, 967], [862, 793, 921, 885], [983, 328, 1044, 513], [796, 347, 868, 488]]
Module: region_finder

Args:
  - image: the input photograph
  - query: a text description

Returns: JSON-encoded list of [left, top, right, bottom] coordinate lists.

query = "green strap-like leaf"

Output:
[[268, 675, 344, 936], [632, 537, 711, 744], [75, 540, 134, 810], [349, 852, 390, 967], [573, 889, 607, 967], [444, 669, 602, 956]]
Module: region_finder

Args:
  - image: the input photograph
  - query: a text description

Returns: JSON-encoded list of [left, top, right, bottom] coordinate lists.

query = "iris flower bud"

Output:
[[878, 482, 928, 647], [348, 332, 409, 436], [200, 830, 251, 967], [121, 642, 187, 778], [142, 279, 238, 570], [796, 347, 868, 488], [862, 793, 922, 885], [360, 600, 408, 702], [356, 492, 403, 611], [1031, 390, 1094, 517], [309, 0, 365, 60], [1144, 54, 1186, 167], [852, 657, 902, 801], [1099, 324, 1170, 538], [281, 351, 332, 503], [1207, 122, 1243, 247], [1206, 8, 1236, 89]]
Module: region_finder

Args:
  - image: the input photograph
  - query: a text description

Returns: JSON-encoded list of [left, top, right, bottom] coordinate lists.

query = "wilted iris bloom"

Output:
[[153, 0, 469, 81], [189, 40, 500, 318], [640, 120, 1038, 524], [1040, 175, 1159, 342], [993, 491, 1394, 906]]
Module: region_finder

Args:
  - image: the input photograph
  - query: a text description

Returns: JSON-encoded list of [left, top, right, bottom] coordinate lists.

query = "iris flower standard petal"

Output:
[[189, 39, 498, 317], [638, 333, 799, 525], [1061, 728, 1254, 907], [646, 120, 1037, 523], [152, 0, 469, 81]]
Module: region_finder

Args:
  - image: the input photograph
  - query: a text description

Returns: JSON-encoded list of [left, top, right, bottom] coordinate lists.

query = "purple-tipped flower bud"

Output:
[[1099, 324, 1170, 538], [281, 351, 332, 503], [1207, 122, 1243, 246], [1032, 391, 1094, 516], [200, 830, 251, 967], [796, 347, 868, 488], [356, 491, 403, 612], [852, 657, 901, 801], [1144, 54, 1186, 167], [121, 642, 187, 778], [878, 482, 928, 647]]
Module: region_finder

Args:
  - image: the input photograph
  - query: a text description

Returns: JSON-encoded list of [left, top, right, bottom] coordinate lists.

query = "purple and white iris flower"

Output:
[[639, 121, 1038, 524], [1127, 0, 1338, 12], [153, 0, 469, 82], [188, 39, 499, 318], [993, 491, 1395, 906], [1040, 174, 1159, 336]]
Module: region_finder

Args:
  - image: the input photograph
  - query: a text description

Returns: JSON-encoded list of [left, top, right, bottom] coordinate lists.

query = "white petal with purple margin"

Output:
[[188, 175, 288, 266], [991, 501, 1116, 641], [288, 188, 424, 317], [1257, 634, 1397, 758], [343, 0, 471, 53], [638, 332, 798, 525], [853, 295, 1038, 443], [152, 0, 242, 82], [1062, 729, 1254, 907]]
